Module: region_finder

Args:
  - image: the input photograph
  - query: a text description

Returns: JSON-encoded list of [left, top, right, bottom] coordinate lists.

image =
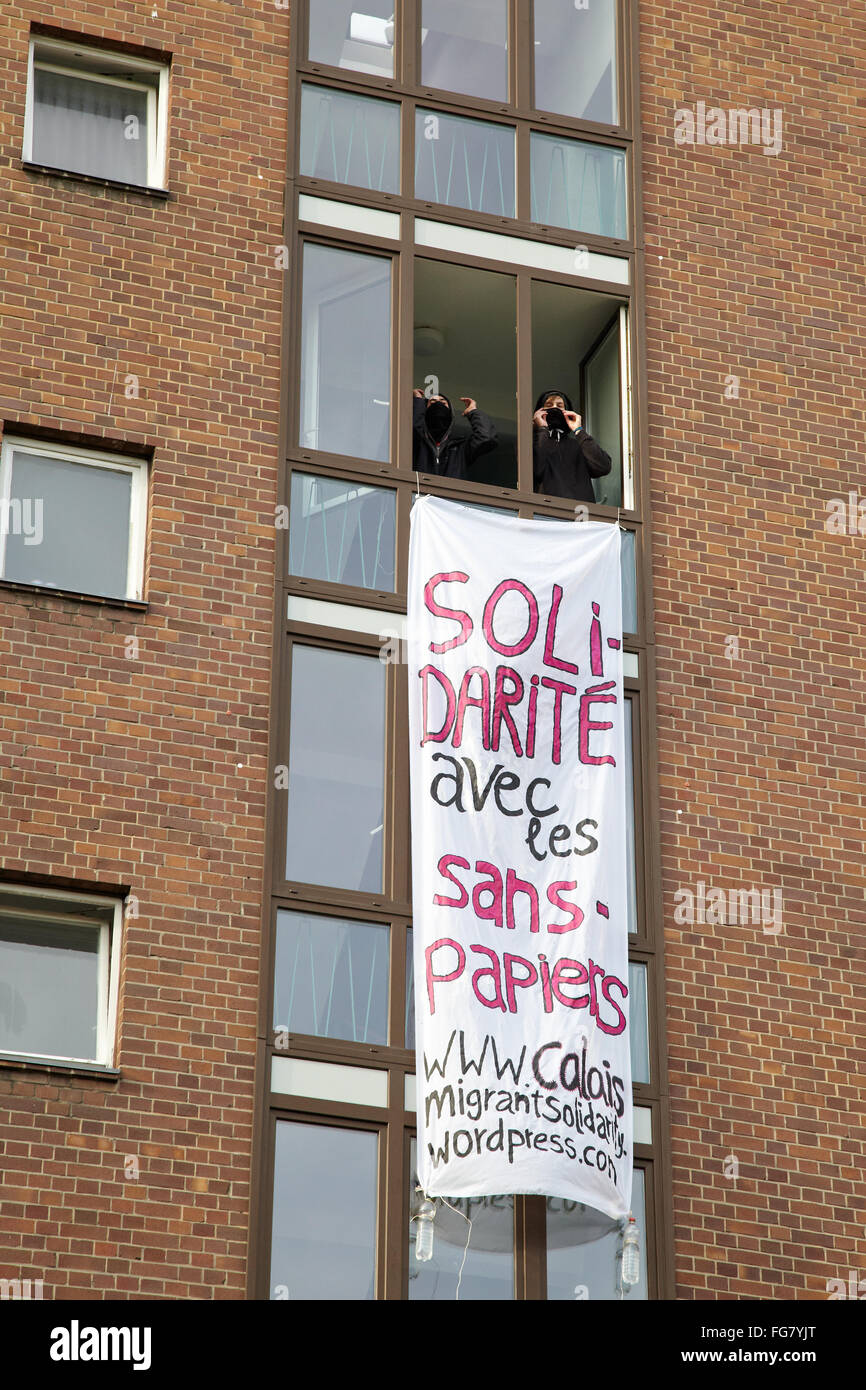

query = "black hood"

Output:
[[534, 387, 574, 413], [425, 394, 454, 443]]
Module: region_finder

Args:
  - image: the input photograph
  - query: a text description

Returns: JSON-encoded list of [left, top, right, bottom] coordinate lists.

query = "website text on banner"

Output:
[[408, 496, 632, 1217]]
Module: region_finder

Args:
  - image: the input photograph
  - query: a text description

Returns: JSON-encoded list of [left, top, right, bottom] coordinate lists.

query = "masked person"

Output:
[[412, 389, 497, 479], [533, 388, 612, 502]]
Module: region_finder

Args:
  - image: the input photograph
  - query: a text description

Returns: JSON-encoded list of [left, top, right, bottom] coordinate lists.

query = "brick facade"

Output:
[[0, 0, 288, 1298], [0, 0, 862, 1301], [640, 0, 865, 1297]]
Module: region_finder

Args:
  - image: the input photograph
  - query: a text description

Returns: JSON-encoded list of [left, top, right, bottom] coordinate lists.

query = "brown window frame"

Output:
[[250, 0, 674, 1301]]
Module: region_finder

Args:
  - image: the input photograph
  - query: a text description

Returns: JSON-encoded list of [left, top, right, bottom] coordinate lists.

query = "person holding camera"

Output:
[[532, 387, 611, 502]]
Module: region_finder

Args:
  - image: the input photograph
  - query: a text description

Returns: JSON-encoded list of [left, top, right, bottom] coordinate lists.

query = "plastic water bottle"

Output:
[[621, 1214, 640, 1285], [415, 1199, 436, 1262]]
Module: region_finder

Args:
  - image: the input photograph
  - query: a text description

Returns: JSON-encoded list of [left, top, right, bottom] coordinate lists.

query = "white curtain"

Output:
[[33, 68, 149, 184]]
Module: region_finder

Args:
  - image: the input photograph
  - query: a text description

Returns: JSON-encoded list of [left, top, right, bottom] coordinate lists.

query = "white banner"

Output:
[[408, 497, 632, 1218]]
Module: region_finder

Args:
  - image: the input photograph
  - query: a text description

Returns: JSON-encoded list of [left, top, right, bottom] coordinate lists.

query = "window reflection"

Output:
[[531, 132, 627, 239], [270, 1121, 378, 1299], [415, 109, 515, 217], [300, 85, 400, 193], [308, 0, 394, 78], [624, 696, 637, 935], [409, 1139, 514, 1299], [421, 0, 508, 102], [285, 646, 386, 892], [0, 918, 99, 1060], [274, 909, 389, 1045], [546, 1168, 646, 1299], [628, 960, 649, 1083], [534, 0, 619, 125], [300, 244, 391, 463], [289, 473, 396, 592]]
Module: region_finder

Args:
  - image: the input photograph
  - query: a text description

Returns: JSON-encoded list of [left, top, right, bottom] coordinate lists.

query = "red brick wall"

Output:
[[2, 0, 863, 1304], [0, 1, 288, 1297], [639, 0, 866, 1297]]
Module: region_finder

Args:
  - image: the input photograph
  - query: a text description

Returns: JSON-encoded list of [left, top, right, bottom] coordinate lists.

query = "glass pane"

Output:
[[273, 909, 388, 1045], [415, 109, 514, 217], [308, 0, 394, 77], [0, 917, 100, 1059], [534, 0, 619, 125], [531, 133, 627, 238], [33, 68, 149, 184], [414, 259, 517, 488], [4, 451, 132, 598], [289, 473, 396, 591], [621, 527, 637, 632], [584, 321, 622, 508], [628, 961, 649, 1084], [270, 1121, 378, 1300], [285, 646, 386, 893], [531, 281, 625, 505], [409, 1139, 514, 1299], [546, 1168, 647, 1299], [421, 0, 508, 101], [405, 927, 415, 1049], [625, 696, 637, 935], [300, 85, 400, 194], [300, 244, 391, 462]]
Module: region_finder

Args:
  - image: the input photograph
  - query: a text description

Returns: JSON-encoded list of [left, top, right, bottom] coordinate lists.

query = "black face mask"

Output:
[[426, 400, 453, 440], [545, 406, 569, 433]]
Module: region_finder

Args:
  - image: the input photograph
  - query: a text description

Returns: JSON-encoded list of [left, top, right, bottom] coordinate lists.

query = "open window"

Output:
[[0, 884, 123, 1067], [531, 281, 632, 508], [413, 258, 517, 488]]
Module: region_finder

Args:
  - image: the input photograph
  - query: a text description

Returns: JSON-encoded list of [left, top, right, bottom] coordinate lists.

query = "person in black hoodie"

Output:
[[533, 387, 612, 502], [412, 389, 498, 479]]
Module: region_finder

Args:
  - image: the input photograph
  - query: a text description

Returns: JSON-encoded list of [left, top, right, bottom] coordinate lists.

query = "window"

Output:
[[261, 0, 669, 1300], [546, 1167, 647, 1299], [533, 0, 619, 126], [308, 0, 395, 77], [273, 908, 390, 1045], [0, 436, 148, 601], [288, 472, 397, 591], [0, 884, 123, 1067], [420, 0, 509, 103], [415, 109, 515, 217], [300, 84, 400, 193], [408, 1138, 515, 1299], [531, 283, 631, 507], [299, 243, 392, 463], [414, 258, 517, 488], [270, 1120, 379, 1300], [530, 132, 627, 239], [284, 644, 387, 893], [24, 37, 169, 188]]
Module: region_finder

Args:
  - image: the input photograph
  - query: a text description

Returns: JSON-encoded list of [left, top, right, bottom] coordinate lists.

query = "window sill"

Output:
[[0, 1054, 121, 1081], [0, 578, 148, 611], [21, 161, 170, 198]]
